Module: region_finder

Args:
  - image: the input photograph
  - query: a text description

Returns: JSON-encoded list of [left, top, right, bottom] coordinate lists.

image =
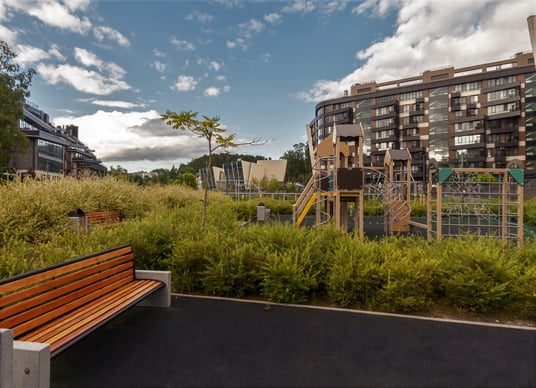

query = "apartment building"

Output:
[[309, 52, 536, 182], [12, 101, 107, 178]]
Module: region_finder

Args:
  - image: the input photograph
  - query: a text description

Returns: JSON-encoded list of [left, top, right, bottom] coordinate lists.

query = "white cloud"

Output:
[[204, 85, 231, 97], [264, 12, 282, 25], [185, 10, 213, 24], [25, 0, 92, 34], [170, 36, 195, 50], [352, 0, 399, 17], [215, 75, 226, 81], [36, 63, 131, 95], [63, 0, 91, 12], [209, 60, 222, 71], [73, 47, 126, 78], [0, 25, 16, 44], [90, 100, 146, 109], [13, 43, 65, 66], [239, 18, 264, 39], [171, 75, 197, 91], [93, 25, 130, 47], [204, 87, 221, 97], [321, 1, 348, 14], [226, 39, 247, 50], [298, 0, 535, 102], [53, 110, 207, 170], [153, 60, 166, 73], [48, 44, 65, 61], [74, 47, 102, 67], [282, 0, 316, 14], [153, 49, 166, 57], [14, 44, 50, 66]]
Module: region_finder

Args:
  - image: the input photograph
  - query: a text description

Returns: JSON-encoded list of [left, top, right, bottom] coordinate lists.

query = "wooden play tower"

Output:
[[382, 149, 412, 234], [293, 124, 365, 238]]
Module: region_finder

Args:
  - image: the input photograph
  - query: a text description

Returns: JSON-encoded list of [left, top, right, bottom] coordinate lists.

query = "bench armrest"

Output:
[[135, 270, 171, 308], [1, 329, 13, 388]]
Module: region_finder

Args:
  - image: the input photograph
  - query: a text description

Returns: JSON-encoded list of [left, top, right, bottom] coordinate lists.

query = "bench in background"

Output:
[[0, 244, 171, 388], [86, 210, 122, 228]]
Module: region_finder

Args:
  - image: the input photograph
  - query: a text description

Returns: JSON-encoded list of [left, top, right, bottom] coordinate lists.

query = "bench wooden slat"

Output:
[[86, 210, 121, 227], [48, 281, 162, 356], [0, 261, 134, 321], [0, 246, 133, 295], [23, 280, 161, 344], [24, 281, 162, 354], [0, 255, 134, 311], [5, 272, 133, 337]]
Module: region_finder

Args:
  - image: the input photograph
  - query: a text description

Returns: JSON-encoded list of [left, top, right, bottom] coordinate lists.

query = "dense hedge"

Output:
[[1, 178, 536, 321]]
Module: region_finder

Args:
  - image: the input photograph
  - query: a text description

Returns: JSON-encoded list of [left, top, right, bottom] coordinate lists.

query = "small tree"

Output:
[[0, 41, 35, 170], [161, 110, 244, 229]]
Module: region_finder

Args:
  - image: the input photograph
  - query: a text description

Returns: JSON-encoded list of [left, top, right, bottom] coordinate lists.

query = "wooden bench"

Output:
[[86, 210, 122, 228], [0, 244, 171, 387]]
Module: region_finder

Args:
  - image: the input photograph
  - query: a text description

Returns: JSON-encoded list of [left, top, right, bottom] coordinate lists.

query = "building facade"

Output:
[[12, 101, 107, 178], [309, 52, 536, 182], [201, 159, 287, 191]]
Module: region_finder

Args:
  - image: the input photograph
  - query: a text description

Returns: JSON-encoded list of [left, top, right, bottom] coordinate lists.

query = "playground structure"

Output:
[[293, 124, 365, 238], [293, 125, 525, 245], [417, 161, 525, 245]]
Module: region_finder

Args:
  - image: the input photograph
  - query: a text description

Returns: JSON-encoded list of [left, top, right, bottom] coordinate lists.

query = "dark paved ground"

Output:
[[51, 294, 536, 388]]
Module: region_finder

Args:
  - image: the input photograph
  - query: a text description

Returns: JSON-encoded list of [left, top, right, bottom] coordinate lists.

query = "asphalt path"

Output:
[[51, 294, 536, 387]]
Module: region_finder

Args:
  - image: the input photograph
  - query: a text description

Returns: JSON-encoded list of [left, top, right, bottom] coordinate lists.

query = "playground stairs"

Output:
[[382, 182, 411, 223], [293, 172, 319, 227]]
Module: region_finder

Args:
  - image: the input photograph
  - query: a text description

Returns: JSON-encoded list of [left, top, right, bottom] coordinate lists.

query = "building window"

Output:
[[452, 96, 466, 106], [377, 142, 394, 151], [454, 134, 482, 146], [375, 106, 394, 115], [37, 157, 63, 173], [400, 91, 423, 101], [487, 88, 519, 102], [487, 102, 520, 115], [375, 117, 395, 128], [487, 75, 517, 87], [453, 81, 481, 92], [467, 108, 479, 117], [37, 139, 63, 159], [454, 120, 483, 132], [377, 130, 395, 139], [376, 95, 396, 103]]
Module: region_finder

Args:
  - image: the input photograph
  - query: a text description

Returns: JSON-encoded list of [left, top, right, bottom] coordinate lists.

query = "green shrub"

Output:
[[326, 238, 384, 308], [201, 241, 261, 297], [169, 235, 208, 293], [260, 249, 320, 304], [378, 237, 438, 312], [436, 237, 518, 313]]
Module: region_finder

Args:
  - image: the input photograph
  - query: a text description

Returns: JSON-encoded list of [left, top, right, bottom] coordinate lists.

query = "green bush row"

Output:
[[1, 178, 536, 321]]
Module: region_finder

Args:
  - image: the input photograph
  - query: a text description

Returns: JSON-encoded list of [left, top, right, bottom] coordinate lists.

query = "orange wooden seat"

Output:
[[0, 244, 164, 356], [86, 210, 121, 227]]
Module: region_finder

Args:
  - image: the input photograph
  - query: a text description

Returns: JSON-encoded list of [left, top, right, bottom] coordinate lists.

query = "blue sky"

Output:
[[1, 0, 534, 172]]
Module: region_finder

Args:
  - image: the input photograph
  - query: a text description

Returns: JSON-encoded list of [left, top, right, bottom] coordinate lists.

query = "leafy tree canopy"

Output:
[[280, 142, 311, 184], [0, 41, 35, 170]]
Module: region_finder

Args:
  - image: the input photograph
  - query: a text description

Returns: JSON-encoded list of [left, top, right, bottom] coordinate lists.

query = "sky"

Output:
[[1, 0, 535, 172]]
